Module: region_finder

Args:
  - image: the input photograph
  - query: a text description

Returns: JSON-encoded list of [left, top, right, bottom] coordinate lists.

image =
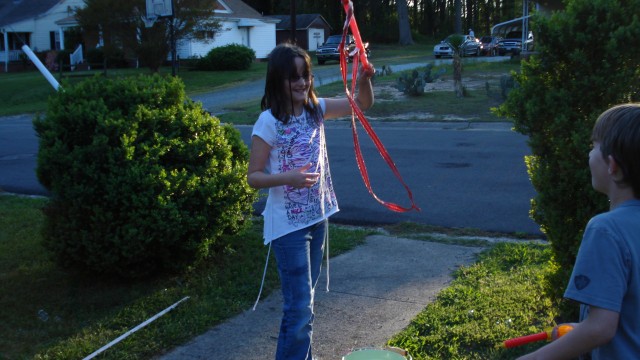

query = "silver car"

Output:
[[433, 35, 481, 58]]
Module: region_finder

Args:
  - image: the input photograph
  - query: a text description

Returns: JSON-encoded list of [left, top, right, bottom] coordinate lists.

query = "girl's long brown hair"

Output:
[[261, 43, 321, 125]]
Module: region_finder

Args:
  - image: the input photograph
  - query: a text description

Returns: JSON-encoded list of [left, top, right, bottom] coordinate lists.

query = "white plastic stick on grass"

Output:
[[82, 296, 190, 360], [21, 45, 60, 91]]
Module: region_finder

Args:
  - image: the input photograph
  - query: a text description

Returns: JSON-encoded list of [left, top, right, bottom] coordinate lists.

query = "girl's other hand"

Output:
[[287, 163, 320, 189]]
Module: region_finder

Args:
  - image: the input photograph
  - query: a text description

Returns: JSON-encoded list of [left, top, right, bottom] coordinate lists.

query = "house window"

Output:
[[50, 31, 61, 50], [5, 33, 30, 50], [198, 30, 215, 39]]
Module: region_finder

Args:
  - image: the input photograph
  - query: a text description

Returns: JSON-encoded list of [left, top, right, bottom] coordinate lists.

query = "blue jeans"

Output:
[[272, 220, 327, 360]]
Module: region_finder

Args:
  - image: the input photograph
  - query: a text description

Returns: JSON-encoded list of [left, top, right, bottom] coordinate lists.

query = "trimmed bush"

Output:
[[497, 0, 640, 306], [84, 46, 128, 69], [197, 44, 255, 71], [85, 47, 104, 67], [34, 74, 258, 278], [55, 49, 73, 68]]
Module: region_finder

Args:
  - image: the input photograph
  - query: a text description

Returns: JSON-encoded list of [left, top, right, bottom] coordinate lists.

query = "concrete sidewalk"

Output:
[[157, 235, 483, 360]]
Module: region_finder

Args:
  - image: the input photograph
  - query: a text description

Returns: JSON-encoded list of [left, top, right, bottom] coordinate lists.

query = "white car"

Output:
[[433, 35, 481, 58]]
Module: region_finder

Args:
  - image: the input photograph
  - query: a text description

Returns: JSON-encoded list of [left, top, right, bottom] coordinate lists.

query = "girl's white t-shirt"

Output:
[[251, 99, 339, 244]]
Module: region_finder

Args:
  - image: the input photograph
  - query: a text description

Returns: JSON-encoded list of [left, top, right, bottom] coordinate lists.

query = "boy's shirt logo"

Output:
[[574, 275, 590, 290]]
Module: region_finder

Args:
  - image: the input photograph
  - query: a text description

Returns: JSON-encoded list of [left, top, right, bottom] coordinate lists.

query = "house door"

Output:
[[242, 28, 250, 48]]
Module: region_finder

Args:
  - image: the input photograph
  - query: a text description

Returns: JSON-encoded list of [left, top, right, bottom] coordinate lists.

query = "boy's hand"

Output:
[[550, 323, 576, 341]]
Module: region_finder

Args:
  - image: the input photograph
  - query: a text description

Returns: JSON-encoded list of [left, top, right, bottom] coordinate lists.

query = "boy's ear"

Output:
[[607, 155, 623, 179]]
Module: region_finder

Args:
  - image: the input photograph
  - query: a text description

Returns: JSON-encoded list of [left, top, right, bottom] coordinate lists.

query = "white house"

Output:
[[0, 0, 84, 71], [175, 0, 279, 60], [0, 0, 278, 72]]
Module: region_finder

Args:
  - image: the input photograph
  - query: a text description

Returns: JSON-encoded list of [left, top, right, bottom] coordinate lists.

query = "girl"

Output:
[[247, 42, 374, 360]]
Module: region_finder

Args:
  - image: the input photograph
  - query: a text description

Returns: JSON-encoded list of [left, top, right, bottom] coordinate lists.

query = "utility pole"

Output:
[[170, 15, 176, 76], [290, 0, 296, 43]]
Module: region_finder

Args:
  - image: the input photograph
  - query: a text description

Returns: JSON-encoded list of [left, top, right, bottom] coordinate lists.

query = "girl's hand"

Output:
[[287, 163, 320, 189], [358, 62, 375, 80]]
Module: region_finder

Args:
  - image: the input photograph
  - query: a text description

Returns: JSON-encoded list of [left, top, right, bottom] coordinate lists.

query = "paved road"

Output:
[[0, 114, 42, 196], [237, 121, 540, 235], [0, 55, 541, 235]]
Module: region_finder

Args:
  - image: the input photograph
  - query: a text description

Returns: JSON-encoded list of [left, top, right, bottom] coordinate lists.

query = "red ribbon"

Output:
[[339, 0, 420, 212]]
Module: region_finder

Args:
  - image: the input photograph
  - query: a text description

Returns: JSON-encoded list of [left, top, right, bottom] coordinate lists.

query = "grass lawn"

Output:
[[1, 195, 559, 359], [388, 240, 559, 359], [0, 195, 374, 359]]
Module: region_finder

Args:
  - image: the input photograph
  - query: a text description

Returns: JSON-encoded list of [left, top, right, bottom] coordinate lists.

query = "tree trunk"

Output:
[[455, 0, 461, 34], [396, 0, 414, 45], [453, 53, 463, 97]]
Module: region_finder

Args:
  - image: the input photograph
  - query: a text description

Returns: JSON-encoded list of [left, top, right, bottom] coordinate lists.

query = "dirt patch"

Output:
[[371, 74, 504, 122], [376, 74, 497, 100]]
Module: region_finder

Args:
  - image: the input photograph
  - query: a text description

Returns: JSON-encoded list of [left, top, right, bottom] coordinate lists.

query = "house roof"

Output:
[[0, 0, 60, 28], [271, 14, 330, 31], [215, 0, 279, 23], [0, 0, 279, 30]]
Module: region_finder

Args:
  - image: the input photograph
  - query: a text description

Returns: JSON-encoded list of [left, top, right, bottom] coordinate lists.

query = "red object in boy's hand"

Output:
[[502, 324, 574, 348]]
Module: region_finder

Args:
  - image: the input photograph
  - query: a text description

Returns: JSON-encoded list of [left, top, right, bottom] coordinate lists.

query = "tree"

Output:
[[75, 0, 137, 69], [76, 0, 221, 72], [447, 34, 464, 97], [396, 0, 414, 45], [497, 0, 640, 303]]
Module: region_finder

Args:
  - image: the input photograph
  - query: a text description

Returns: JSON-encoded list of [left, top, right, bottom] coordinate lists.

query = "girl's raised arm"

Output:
[[324, 65, 375, 120]]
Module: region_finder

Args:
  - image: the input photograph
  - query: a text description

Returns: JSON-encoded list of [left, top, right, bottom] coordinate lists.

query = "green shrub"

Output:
[[34, 74, 258, 278], [85, 46, 128, 69], [197, 44, 255, 71], [85, 47, 104, 67], [104, 46, 128, 68], [497, 0, 640, 306], [55, 49, 73, 67]]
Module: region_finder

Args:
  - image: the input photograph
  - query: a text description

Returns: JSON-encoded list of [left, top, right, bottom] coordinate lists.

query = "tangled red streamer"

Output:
[[339, 0, 420, 212]]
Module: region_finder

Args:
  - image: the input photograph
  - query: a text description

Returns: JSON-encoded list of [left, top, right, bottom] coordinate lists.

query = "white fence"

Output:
[[70, 44, 83, 70], [0, 50, 23, 63]]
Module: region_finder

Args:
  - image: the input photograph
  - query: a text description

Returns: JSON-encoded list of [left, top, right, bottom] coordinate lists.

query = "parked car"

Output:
[[316, 34, 370, 65], [433, 34, 481, 58], [496, 31, 534, 56], [479, 35, 502, 56]]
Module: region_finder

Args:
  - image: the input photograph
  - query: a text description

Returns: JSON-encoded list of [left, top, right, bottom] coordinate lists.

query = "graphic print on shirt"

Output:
[[275, 115, 337, 227], [574, 274, 591, 290]]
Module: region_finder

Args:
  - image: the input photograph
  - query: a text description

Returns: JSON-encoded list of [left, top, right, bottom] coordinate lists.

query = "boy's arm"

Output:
[[517, 306, 619, 360]]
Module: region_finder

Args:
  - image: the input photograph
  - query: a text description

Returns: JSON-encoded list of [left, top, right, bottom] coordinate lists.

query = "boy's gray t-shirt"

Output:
[[564, 199, 640, 359]]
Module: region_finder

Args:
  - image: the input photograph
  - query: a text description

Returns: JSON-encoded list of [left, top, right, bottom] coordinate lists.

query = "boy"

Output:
[[518, 104, 640, 359]]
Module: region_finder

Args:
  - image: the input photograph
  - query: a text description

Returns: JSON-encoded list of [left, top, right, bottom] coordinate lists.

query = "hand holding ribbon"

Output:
[[339, 0, 420, 213]]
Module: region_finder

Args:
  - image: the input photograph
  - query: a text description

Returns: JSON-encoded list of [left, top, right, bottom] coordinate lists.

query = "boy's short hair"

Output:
[[592, 104, 640, 197]]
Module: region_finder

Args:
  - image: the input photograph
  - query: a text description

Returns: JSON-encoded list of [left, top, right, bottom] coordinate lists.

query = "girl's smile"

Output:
[[284, 57, 313, 114]]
